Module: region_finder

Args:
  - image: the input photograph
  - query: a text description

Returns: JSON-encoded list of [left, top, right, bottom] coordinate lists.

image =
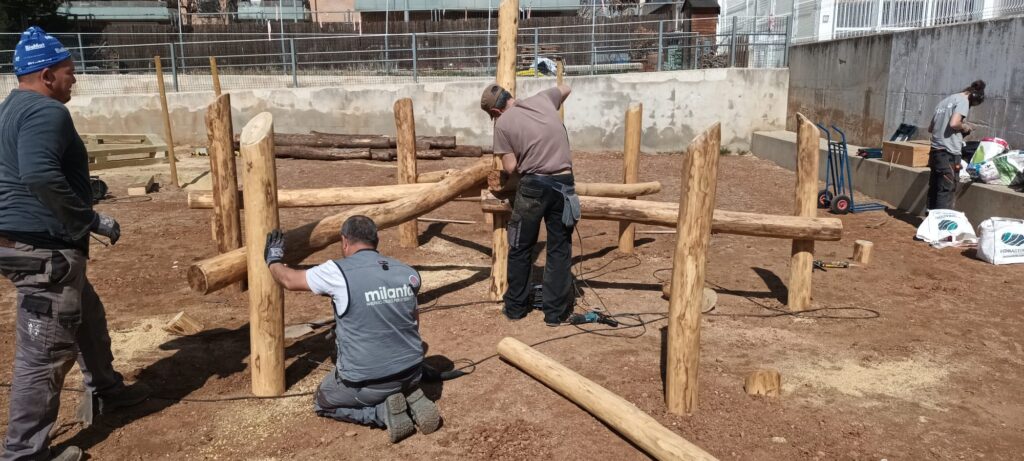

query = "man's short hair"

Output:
[[341, 215, 379, 248]]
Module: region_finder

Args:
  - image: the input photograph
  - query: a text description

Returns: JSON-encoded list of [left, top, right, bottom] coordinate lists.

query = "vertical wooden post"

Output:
[[154, 55, 179, 188], [395, 98, 419, 248], [556, 58, 565, 121], [788, 113, 820, 312], [488, 0, 518, 302], [210, 56, 222, 97], [240, 112, 285, 396], [618, 102, 642, 254], [666, 123, 721, 415], [205, 94, 244, 293]]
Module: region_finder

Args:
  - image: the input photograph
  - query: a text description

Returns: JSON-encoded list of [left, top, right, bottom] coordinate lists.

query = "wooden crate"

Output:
[[882, 140, 931, 167], [82, 133, 168, 171]]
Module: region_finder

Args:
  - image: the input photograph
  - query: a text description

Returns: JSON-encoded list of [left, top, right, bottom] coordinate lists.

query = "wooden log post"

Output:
[[853, 240, 874, 266], [239, 112, 285, 396], [488, 0, 518, 302], [556, 58, 565, 121], [498, 338, 718, 461], [154, 56, 179, 188], [395, 98, 419, 248], [788, 114, 821, 312], [666, 123, 721, 415], [210, 56, 222, 97], [188, 160, 491, 295], [618, 102, 643, 254], [205, 94, 244, 292]]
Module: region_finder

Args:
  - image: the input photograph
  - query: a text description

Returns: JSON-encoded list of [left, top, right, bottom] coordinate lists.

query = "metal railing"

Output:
[[0, 16, 789, 96]]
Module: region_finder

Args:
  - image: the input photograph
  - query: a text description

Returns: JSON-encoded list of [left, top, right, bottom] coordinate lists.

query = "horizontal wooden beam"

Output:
[[481, 193, 843, 241]]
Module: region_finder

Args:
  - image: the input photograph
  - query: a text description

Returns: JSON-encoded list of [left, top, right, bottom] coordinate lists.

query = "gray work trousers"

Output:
[[0, 243, 124, 461], [314, 368, 421, 428]]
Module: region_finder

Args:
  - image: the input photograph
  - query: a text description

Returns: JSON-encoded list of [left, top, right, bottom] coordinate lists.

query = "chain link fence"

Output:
[[0, 15, 788, 96]]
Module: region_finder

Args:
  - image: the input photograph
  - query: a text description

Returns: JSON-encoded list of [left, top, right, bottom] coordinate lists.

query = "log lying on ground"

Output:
[[187, 160, 491, 294], [275, 146, 370, 160], [418, 169, 457, 183], [369, 149, 443, 161], [482, 193, 843, 241], [188, 181, 662, 209], [232, 132, 457, 150], [497, 337, 718, 461]]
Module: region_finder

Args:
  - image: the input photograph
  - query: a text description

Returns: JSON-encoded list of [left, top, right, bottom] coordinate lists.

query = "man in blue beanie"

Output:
[[0, 26, 150, 461]]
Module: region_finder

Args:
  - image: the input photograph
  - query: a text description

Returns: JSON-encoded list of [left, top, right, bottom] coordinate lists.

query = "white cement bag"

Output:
[[970, 137, 1010, 164], [916, 209, 977, 244], [977, 218, 1024, 265]]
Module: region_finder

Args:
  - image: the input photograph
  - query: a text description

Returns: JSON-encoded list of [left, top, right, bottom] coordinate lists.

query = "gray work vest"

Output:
[[332, 249, 423, 384]]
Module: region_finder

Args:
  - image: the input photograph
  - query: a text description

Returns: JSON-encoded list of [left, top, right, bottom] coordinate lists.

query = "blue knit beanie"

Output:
[[13, 26, 71, 77]]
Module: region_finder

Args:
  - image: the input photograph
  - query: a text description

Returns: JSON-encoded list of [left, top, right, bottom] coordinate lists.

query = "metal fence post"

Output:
[[411, 33, 418, 83], [656, 21, 664, 72], [290, 39, 298, 87], [168, 44, 179, 92], [385, 32, 391, 76], [533, 27, 539, 77], [729, 16, 737, 67], [77, 33, 87, 74], [783, 16, 792, 67], [590, 1, 597, 75]]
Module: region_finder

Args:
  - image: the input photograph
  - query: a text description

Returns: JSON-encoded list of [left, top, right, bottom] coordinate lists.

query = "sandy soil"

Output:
[[0, 151, 1022, 460]]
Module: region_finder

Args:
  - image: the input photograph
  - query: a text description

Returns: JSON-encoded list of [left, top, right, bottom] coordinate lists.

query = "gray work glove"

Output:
[[92, 213, 120, 245], [265, 229, 285, 266]]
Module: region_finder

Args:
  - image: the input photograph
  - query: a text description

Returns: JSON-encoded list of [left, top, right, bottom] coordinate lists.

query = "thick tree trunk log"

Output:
[[187, 160, 491, 294], [274, 146, 369, 160], [666, 122, 721, 415], [238, 112, 286, 397], [481, 193, 843, 241], [395, 98, 419, 248], [619, 102, 643, 254], [369, 149, 443, 161], [788, 113, 821, 312], [205, 94, 243, 273], [497, 338, 719, 461], [417, 169, 458, 183], [232, 132, 459, 150]]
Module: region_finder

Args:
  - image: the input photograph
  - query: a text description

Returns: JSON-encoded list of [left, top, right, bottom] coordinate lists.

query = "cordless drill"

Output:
[[568, 310, 619, 327]]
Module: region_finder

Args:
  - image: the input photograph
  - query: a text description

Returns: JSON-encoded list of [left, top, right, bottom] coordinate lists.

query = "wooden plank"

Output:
[[127, 175, 156, 196], [87, 144, 168, 157], [87, 157, 167, 171]]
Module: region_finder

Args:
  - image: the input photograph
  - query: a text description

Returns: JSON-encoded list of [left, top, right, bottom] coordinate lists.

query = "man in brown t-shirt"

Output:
[[481, 83, 578, 326]]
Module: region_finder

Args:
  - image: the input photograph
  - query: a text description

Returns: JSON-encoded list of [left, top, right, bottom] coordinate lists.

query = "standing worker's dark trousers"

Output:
[[927, 149, 961, 210], [0, 242, 124, 461], [504, 174, 575, 324]]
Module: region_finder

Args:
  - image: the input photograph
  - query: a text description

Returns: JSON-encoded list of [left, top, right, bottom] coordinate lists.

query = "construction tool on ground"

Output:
[[815, 124, 888, 215], [568, 310, 619, 327], [813, 260, 850, 271]]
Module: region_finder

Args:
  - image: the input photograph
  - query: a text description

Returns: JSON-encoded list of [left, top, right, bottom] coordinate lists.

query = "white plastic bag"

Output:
[[916, 209, 977, 245], [977, 218, 1024, 265], [977, 151, 1024, 186]]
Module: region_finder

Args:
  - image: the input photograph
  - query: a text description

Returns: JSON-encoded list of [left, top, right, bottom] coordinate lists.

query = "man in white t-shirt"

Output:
[[263, 215, 441, 443]]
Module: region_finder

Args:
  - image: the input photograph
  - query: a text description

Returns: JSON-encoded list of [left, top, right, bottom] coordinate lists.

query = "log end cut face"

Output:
[[240, 112, 274, 146]]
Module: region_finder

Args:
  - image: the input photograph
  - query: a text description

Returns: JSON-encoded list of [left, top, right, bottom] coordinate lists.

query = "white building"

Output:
[[721, 0, 1024, 42]]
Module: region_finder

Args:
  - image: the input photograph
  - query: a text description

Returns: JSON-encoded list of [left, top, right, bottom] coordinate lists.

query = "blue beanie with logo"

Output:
[[13, 26, 71, 77]]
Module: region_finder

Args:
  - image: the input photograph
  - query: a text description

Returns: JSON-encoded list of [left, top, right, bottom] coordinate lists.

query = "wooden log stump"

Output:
[[788, 113, 821, 312], [498, 338, 718, 461], [239, 112, 285, 396], [619, 102, 642, 254], [853, 240, 874, 266], [395, 98, 419, 248], [744, 369, 781, 397], [205, 94, 244, 293]]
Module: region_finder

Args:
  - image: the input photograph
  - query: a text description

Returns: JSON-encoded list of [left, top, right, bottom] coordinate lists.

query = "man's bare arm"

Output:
[[501, 152, 518, 173], [269, 264, 311, 291], [557, 84, 572, 105]]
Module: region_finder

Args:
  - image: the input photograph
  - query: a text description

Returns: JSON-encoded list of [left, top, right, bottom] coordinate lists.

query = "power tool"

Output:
[[813, 260, 850, 271], [568, 310, 619, 327]]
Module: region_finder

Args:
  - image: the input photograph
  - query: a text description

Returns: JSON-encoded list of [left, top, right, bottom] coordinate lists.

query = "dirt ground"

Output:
[[1, 150, 1022, 460]]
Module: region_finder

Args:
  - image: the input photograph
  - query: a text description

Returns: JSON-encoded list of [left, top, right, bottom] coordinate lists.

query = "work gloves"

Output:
[[265, 229, 285, 266], [92, 213, 120, 245]]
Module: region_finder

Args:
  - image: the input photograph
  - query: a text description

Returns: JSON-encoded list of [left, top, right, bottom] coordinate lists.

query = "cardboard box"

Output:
[[882, 140, 931, 167]]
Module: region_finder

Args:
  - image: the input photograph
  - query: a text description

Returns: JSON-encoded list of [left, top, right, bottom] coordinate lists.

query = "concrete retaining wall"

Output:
[[64, 68, 789, 152], [787, 15, 1024, 149], [752, 130, 1024, 224]]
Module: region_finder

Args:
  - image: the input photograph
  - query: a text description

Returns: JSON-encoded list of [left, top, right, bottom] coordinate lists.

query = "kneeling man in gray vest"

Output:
[[263, 215, 441, 443]]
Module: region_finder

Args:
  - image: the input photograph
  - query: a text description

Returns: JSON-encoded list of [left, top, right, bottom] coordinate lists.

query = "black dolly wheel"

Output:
[[817, 189, 833, 209], [830, 194, 851, 215]]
